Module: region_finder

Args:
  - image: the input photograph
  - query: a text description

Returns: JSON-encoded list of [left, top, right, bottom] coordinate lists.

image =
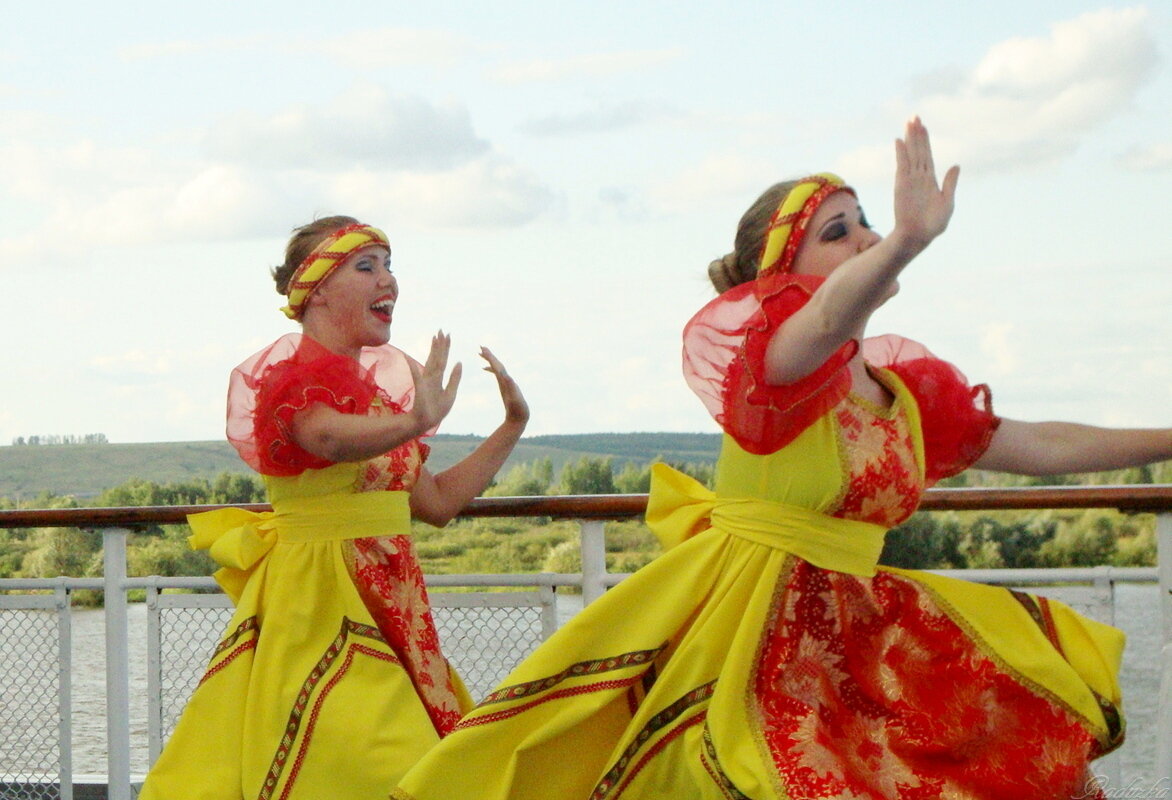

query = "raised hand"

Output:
[[480, 347, 529, 426], [892, 116, 960, 251], [408, 331, 462, 431]]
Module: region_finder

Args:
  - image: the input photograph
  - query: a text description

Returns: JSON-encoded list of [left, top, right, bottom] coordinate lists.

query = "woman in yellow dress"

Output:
[[393, 119, 1172, 799], [139, 215, 528, 800]]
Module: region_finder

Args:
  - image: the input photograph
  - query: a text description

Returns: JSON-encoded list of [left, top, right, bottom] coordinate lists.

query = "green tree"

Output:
[[21, 527, 102, 578], [1038, 511, 1119, 567], [128, 526, 216, 577], [1112, 529, 1155, 566], [613, 461, 652, 494], [880, 512, 964, 569], [558, 456, 616, 495], [485, 458, 553, 497], [209, 472, 266, 504]]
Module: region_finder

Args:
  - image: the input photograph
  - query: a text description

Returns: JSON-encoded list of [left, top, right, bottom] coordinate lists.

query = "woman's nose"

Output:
[[857, 227, 882, 252]]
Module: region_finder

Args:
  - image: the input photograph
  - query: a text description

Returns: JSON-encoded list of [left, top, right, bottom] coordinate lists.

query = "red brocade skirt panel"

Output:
[[753, 559, 1118, 799]]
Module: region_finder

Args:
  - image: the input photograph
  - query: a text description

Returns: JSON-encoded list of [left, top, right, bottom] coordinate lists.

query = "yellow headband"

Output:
[[280, 223, 390, 320], [757, 173, 852, 275]]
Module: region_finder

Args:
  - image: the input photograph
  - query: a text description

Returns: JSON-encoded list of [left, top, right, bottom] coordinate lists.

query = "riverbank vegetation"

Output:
[[1, 457, 1168, 605]]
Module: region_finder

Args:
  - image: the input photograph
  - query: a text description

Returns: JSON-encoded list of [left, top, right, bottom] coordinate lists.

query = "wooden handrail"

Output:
[[1, 485, 1170, 529]]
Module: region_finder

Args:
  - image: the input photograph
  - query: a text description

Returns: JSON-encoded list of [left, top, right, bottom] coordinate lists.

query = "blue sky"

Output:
[[1, 1, 1169, 444]]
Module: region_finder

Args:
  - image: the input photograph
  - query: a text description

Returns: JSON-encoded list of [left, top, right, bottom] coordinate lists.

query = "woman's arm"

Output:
[[410, 348, 530, 527], [290, 332, 461, 463], [973, 418, 1172, 475], [765, 117, 960, 384]]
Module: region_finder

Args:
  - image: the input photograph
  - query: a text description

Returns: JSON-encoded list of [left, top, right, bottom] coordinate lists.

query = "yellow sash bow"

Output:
[[187, 491, 412, 602], [646, 463, 887, 576]]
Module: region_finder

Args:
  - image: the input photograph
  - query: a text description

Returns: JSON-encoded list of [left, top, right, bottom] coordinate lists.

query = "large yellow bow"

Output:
[[187, 507, 279, 603], [646, 463, 889, 576], [645, 463, 717, 551]]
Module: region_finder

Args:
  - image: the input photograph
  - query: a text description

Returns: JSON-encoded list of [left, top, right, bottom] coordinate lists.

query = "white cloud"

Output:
[[89, 349, 177, 379], [302, 28, 479, 69], [204, 83, 489, 170], [119, 28, 475, 69], [493, 48, 684, 83], [0, 81, 557, 265], [842, 7, 1159, 175], [649, 152, 775, 213], [1118, 141, 1172, 171], [520, 100, 680, 137], [326, 155, 558, 228], [980, 322, 1020, 376], [118, 36, 264, 61]]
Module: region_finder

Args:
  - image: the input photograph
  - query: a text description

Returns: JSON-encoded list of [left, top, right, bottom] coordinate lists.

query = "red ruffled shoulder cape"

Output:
[[226, 333, 423, 477], [682, 272, 999, 483]]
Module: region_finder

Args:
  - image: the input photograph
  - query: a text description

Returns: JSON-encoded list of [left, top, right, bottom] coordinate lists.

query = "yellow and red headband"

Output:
[[280, 222, 390, 320], [757, 173, 852, 275]]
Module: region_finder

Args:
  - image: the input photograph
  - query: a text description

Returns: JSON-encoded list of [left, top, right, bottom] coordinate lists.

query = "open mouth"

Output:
[[370, 296, 395, 323]]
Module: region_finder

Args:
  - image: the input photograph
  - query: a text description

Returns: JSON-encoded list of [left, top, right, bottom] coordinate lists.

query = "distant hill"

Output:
[[0, 432, 721, 500]]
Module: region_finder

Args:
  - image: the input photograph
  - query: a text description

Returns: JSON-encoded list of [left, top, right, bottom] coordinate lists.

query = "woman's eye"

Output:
[[822, 223, 847, 242], [356, 259, 373, 271]]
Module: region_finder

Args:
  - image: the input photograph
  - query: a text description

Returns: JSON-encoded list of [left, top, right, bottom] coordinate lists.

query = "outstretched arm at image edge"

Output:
[[973, 419, 1172, 476]]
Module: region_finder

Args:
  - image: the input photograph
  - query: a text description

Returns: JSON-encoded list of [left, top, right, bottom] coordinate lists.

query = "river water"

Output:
[[16, 583, 1168, 784]]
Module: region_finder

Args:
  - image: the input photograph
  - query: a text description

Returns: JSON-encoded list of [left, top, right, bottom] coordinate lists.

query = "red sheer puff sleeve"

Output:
[[683, 272, 858, 455], [226, 333, 423, 476], [864, 334, 1001, 484]]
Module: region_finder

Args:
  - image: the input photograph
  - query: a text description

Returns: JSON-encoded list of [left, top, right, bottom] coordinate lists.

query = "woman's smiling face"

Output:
[[307, 243, 398, 354]]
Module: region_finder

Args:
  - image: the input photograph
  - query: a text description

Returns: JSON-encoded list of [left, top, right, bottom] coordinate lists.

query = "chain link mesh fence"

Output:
[[155, 604, 234, 743], [0, 604, 62, 800], [431, 600, 547, 700]]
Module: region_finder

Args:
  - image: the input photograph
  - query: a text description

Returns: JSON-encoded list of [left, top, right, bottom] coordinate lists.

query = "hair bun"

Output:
[[707, 252, 741, 294]]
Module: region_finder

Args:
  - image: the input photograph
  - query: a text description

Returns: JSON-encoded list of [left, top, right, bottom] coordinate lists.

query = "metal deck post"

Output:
[[103, 528, 132, 800]]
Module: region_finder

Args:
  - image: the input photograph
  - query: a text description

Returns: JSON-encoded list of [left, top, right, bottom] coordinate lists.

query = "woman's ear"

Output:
[[306, 286, 330, 307]]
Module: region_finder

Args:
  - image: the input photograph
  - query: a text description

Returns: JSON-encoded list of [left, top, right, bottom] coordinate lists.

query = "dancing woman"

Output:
[[393, 120, 1171, 799], [140, 216, 528, 800]]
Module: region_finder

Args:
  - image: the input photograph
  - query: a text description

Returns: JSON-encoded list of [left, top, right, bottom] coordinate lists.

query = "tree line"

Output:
[[10, 433, 109, 446], [0, 457, 1166, 602]]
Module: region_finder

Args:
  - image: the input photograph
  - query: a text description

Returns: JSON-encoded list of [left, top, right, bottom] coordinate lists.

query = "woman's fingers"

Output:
[[479, 346, 508, 376], [428, 331, 451, 371], [478, 346, 529, 424], [941, 164, 961, 203], [444, 361, 463, 398]]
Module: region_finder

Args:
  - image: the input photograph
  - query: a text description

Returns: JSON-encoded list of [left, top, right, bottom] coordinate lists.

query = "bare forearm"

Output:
[[976, 419, 1172, 475], [427, 419, 528, 522], [765, 232, 924, 383], [292, 406, 429, 463], [807, 233, 922, 329]]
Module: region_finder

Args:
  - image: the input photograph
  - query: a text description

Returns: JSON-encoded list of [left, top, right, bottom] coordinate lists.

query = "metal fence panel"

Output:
[[431, 590, 554, 700], [0, 590, 71, 800]]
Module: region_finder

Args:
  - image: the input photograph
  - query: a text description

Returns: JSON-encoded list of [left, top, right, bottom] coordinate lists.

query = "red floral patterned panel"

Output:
[[753, 561, 1105, 799], [831, 396, 922, 527]]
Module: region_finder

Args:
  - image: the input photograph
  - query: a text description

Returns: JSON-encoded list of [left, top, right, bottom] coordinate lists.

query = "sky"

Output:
[[1, 1, 1169, 445]]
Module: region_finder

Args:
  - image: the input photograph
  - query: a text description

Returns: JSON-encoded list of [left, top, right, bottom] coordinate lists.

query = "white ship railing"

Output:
[[1, 486, 1169, 799]]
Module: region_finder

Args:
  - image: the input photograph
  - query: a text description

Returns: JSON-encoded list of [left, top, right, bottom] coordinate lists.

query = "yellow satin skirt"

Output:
[[393, 470, 1123, 800], [139, 490, 470, 800]]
